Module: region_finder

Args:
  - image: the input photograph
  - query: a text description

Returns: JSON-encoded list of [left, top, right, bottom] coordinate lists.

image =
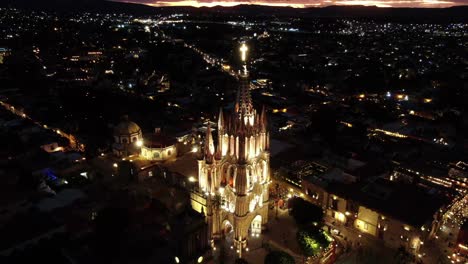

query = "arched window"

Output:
[[250, 215, 262, 235], [221, 177, 227, 187], [167, 150, 172, 156], [132, 137, 137, 142], [249, 197, 257, 212], [122, 138, 128, 144], [247, 167, 254, 189], [229, 167, 235, 187], [153, 152, 160, 159], [220, 164, 228, 187]]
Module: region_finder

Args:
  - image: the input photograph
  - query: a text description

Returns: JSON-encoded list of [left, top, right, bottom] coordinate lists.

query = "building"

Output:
[[140, 128, 177, 161], [111, 118, 178, 161], [112, 116, 143, 157], [192, 44, 270, 256], [0, 47, 10, 64], [301, 166, 450, 255], [454, 221, 468, 261], [390, 163, 467, 193]]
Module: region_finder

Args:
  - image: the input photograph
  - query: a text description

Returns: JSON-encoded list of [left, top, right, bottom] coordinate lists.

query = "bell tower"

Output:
[[197, 43, 270, 258]]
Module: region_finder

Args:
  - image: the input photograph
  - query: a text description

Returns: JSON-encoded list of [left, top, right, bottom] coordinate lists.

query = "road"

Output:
[[183, 43, 239, 79], [157, 21, 239, 80], [0, 100, 85, 152]]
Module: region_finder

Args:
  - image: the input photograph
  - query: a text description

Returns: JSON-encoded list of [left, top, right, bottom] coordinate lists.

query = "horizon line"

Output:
[[115, 1, 468, 9]]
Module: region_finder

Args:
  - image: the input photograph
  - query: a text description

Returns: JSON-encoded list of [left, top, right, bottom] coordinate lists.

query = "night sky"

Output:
[[116, 0, 467, 8]]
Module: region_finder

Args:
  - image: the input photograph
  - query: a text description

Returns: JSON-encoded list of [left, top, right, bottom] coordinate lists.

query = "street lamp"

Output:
[[136, 139, 143, 147]]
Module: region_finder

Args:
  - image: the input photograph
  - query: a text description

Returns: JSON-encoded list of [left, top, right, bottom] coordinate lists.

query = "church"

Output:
[[194, 43, 270, 257]]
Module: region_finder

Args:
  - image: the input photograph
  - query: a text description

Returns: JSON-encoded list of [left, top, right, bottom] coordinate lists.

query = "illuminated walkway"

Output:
[[0, 100, 85, 152]]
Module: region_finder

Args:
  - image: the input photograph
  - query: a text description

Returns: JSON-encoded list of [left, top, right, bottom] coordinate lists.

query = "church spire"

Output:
[[218, 108, 224, 132], [196, 43, 271, 252], [260, 105, 267, 132], [205, 122, 214, 163], [235, 43, 254, 120], [215, 144, 222, 160]]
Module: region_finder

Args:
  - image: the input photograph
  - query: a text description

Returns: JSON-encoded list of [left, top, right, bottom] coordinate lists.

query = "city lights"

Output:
[[2, 5, 466, 264]]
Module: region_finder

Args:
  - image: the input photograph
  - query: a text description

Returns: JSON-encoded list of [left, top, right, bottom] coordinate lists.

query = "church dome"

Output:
[[114, 116, 141, 136]]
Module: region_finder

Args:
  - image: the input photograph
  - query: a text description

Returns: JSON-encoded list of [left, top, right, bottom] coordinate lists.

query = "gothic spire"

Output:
[[260, 105, 267, 132], [235, 43, 254, 119], [236, 75, 253, 117], [205, 122, 214, 163], [218, 108, 224, 132], [215, 144, 222, 160]]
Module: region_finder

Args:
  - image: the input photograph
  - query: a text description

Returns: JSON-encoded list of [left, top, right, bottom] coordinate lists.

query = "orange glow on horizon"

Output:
[[118, 0, 462, 8], [147, 1, 308, 8]]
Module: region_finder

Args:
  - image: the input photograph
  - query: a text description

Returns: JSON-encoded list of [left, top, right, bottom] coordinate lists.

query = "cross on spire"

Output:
[[240, 43, 248, 62]]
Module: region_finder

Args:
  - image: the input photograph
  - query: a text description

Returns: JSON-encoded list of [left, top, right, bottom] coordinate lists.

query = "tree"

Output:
[[288, 197, 324, 226], [264, 250, 295, 264], [296, 226, 332, 257]]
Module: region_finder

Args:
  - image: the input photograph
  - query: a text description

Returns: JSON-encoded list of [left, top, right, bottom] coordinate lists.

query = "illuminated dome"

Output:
[[112, 115, 143, 157], [114, 119, 141, 136]]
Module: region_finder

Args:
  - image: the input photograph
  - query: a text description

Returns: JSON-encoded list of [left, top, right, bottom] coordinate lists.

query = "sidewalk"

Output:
[[324, 217, 396, 264]]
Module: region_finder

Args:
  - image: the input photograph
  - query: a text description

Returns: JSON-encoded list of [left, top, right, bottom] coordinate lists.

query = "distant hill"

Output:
[[186, 4, 468, 21], [1, 0, 467, 22], [0, 0, 156, 14]]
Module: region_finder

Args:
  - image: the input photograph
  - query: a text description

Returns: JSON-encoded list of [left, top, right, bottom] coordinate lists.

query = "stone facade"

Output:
[[196, 62, 270, 255], [141, 145, 176, 161], [302, 178, 441, 255]]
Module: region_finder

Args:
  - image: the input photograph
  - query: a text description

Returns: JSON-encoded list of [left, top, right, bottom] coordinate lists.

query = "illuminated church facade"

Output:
[[195, 44, 270, 254]]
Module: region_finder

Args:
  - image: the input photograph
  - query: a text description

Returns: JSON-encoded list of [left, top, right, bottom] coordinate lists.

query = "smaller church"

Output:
[[112, 115, 143, 157], [112, 118, 177, 162], [140, 128, 178, 161]]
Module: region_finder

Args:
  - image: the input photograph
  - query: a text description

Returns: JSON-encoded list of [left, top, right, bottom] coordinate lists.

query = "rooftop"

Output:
[[143, 133, 177, 149], [327, 178, 450, 227]]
